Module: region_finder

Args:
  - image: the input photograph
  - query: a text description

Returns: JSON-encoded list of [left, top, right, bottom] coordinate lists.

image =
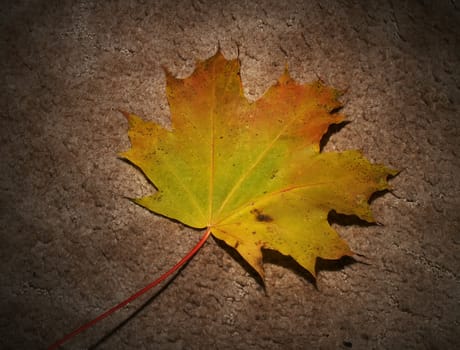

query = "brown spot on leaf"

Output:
[[250, 209, 274, 222]]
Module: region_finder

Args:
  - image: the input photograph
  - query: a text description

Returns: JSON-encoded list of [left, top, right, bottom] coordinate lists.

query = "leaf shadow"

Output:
[[262, 250, 362, 287], [262, 249, 317, 285], [86, 261, 186, 350], [118, 157, 159, 191], [328, 187, 395, 227], [213, 237, 265, 288], [213, 237, 358, 290], [320, 120, 349, 152], [328, 210, 374, 228], [315, 256, 361, 275]]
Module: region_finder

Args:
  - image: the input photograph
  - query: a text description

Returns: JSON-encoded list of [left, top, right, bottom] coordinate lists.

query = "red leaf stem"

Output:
[[48, 228, 212, 349]]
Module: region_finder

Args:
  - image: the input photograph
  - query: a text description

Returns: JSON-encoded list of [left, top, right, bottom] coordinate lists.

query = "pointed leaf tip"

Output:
[[118, 109, 142, 126], [278, 66, 292, 85], [118, 109, 130, 120]]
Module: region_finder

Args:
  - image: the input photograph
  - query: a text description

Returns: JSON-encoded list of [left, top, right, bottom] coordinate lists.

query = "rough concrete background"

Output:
[[1, 0, 459, 349]]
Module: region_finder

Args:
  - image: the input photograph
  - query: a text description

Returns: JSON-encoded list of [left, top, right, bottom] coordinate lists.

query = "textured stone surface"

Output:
[[1, 0, 459, 349]]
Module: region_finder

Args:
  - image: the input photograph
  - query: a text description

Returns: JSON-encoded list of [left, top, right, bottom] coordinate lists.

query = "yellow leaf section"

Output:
[[212, 150, 396, 277], [121, 51, 396, 279]]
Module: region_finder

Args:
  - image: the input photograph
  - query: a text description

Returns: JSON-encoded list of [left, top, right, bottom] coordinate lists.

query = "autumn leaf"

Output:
[[120, 51, 396, 279], [48, 51, 397, 350]]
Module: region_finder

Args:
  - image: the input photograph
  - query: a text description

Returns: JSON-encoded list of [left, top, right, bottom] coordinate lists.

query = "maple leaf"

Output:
[[120, 51, 396, 279]]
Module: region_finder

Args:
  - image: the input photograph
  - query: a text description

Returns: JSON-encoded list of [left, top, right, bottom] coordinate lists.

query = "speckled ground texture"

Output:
[[1, 0, 459, 349]]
